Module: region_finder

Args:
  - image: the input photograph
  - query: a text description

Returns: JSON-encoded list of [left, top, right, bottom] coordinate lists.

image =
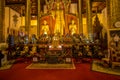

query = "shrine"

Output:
[[1, 1, 120, 79], [0, 0, 102, 64], [39, 0, 78, 35], [0, 0, 107, 65]]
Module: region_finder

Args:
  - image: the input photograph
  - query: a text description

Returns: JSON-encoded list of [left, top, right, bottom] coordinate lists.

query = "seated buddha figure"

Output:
[[52, 33, 60, 48], [41, 20, 49, 35], [69, 20, 77, 35]]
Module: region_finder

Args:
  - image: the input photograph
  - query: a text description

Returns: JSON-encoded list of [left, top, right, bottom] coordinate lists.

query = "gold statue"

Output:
[[51, 2, 65, 35], [52, 33, 60, 48], [69, 20, 77, 35], [41, 20, 49, 35]]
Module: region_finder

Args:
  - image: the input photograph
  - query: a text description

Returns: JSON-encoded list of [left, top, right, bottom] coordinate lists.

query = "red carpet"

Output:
[[0, 62, 120, 80]]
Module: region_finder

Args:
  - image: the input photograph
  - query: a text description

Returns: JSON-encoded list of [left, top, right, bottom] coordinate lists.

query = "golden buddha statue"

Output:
[[69, 20, 77, 35], [51, 2, 65, 35], [41, 20, 49, 35], [52, 33, 60, 48]]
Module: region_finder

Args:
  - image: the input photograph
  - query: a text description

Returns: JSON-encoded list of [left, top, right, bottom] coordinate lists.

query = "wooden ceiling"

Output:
[[5, 0, 106, 16]]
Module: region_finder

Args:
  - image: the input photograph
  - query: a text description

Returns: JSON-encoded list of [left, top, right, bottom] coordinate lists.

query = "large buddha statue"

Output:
[[41, 20, 49, 35], [51, 1, 65, 35], [69, 20, 77, 35]]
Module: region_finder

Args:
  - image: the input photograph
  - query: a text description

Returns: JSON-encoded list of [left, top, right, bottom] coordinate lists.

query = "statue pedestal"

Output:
[[47, 44, 62, 64]]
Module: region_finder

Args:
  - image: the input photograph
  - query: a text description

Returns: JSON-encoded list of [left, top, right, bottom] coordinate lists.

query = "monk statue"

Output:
[[51, 2, 65, 35], [41, 20, 49, 35], [69, 20, 77, 35]]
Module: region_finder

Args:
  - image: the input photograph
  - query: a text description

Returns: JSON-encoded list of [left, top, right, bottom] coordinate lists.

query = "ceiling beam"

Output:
[[92, 0, 106, 2]]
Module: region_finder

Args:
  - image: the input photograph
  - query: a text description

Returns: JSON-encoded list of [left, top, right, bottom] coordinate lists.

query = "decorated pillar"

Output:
[[107, 0, 120, 28], [25, 0, 31, 37], [106, 0, 111, 47], [86, 0, 92, 41], [0, 0, 5, 42], [115, 0, 120, 21], [78, 0, 83, 34], [37, 0, 41, 36], [106, 0, 111, 28]]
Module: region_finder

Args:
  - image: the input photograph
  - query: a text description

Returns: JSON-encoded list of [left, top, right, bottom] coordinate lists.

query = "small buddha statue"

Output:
[[69, 20, 77, 35], [52, 33, 60, 48], [41, 20, 49, 35]]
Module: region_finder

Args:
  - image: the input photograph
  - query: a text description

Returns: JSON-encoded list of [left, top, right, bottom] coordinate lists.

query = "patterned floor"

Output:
[[26, 63, 75, 69]]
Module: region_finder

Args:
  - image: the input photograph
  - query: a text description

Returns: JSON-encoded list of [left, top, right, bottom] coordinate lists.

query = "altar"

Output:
[[13, 0, 79, 63], [30, 33, 72, 64], [45, 43, 62, 63], [35, 44, 72, 64]]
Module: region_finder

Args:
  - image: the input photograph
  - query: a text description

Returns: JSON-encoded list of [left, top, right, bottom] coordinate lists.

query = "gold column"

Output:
[[37, 0, 41, 36], [109, 0, 120, 28], [86, 0, 92, 40], [0, 0, 5, 42], [116, 0, 120, 21], [106, 0, 111, 28], [106, 0, 111, 47], [78, 0, 83, 34], [25, 0, 31, 36]]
